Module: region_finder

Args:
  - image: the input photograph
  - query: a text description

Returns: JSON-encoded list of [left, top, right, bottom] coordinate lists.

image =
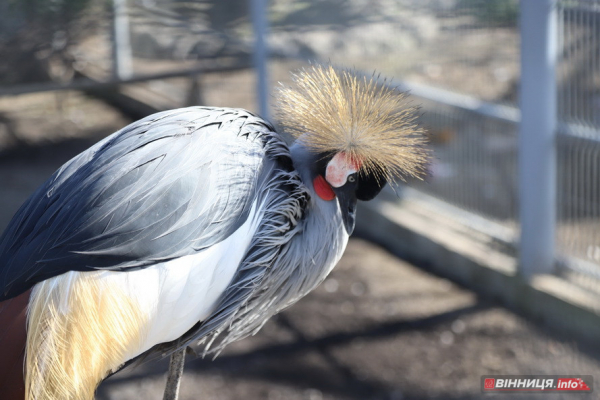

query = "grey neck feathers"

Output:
[[289, 141, 318, 189], [274, 140, 349, 305], [196, 141, 349, 355]]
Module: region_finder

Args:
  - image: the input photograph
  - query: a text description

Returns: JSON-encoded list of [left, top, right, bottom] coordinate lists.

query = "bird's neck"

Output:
[[289, 141, 318, 185], [285, 141, 349, 297]]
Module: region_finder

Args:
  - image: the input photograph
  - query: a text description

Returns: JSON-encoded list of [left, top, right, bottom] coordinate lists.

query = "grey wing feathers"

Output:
[[123, 135, 309, 366], [0, 107, 281, 300]]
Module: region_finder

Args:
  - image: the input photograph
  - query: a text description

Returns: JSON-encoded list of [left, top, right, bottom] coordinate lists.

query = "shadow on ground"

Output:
[[94, 239, 600, 400]]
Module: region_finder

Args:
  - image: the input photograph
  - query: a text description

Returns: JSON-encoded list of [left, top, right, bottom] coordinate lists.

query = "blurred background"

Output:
[[1, 0, 600, 399]]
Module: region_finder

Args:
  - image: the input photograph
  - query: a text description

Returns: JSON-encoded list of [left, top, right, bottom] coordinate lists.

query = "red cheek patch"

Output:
[[313, 175, 336, 201]]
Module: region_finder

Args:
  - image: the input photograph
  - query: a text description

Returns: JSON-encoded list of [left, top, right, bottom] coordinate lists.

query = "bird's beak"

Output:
[[333, 187, 357, 235]]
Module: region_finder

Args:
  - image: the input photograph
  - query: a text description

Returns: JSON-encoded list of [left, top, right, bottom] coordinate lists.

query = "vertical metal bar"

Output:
[[556, 4, 563, 122], [575, 8, 581, 123], [251, 0, 270, 120], [585, 8, 591, 124], [112, 0, 133, 80], [591, 146, 600, 262], [519, 0, 558, 277], [560, 7, 573, 122]]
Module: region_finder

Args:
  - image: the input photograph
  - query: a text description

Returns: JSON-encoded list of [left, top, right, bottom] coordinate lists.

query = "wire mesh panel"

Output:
[[124, 0, 253, 75], [413, 100, 519, 229], [557, 0, 600, 130], [0, 1, 260, 109], [0, 0, 112, 86], [0, 0, 264, 158], [267, 1, 521, 233], [557, 0, 600, 274], [268, 0, 520, 104], [557, 136, 600, 267]]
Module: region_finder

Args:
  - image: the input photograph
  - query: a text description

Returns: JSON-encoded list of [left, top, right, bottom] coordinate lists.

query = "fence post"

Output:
[[519, 0, 557, 277], [112, 0, 133, 80], [251, 0, 270, 120]]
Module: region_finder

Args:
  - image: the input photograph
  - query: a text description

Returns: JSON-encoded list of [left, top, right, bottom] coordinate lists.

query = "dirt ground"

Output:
[[1, 94, 600, 400], [93, 237, 600, 400]]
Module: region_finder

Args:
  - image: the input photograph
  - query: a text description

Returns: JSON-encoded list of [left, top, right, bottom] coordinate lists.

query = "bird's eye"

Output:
[[347, 175, 356, 183]]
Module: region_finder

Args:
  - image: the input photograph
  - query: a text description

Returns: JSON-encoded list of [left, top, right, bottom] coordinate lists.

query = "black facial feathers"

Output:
[[356, 175, 386, 201]]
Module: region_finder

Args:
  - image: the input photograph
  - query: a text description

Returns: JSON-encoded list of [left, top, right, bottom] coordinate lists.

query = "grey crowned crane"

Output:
[[0, 65, 428, 400]]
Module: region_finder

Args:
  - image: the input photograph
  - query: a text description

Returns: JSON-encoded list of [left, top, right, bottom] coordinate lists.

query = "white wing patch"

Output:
[[121, 199, 262, 361], [37, 199, 264, 367]]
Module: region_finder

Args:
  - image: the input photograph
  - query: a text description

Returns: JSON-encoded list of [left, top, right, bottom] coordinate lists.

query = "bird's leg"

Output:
[[163, 347, 186, 400]]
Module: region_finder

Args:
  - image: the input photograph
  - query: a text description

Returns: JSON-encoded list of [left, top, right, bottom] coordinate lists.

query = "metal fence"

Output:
[[556, 0, 600, 281], [0, 0, 599, 288], [0, 0, 262, 108]]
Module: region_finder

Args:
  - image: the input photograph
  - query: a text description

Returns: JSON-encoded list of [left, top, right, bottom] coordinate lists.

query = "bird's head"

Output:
[[278, 64, 429, 234]]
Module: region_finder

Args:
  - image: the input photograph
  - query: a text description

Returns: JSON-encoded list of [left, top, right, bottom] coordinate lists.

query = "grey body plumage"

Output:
[[0, 107, 284, 298], [0, 106, 348, 362], [134, 110, 351, 360], [0, 65, 429, 400]]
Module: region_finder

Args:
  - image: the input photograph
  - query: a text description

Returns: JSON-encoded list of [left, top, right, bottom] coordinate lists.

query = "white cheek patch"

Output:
[[325, 152, 359, 188]]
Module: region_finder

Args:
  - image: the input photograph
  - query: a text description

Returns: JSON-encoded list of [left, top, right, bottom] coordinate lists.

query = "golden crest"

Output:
[[276, 64, 429, 182]]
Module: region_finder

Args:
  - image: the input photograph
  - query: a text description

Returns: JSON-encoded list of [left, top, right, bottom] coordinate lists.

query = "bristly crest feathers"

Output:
[[275, 64, 429, 182]]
